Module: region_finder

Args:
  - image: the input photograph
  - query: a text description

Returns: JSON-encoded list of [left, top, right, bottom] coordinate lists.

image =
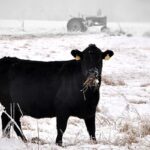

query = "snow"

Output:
[[0, 21, 150, 150]]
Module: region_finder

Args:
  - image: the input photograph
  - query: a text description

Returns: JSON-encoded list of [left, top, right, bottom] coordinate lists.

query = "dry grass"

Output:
[[115, 116, 150, 146], [129, 100, 147, 104], [140, 83, 150, 87], [95, 93, 150, 147], [99, 93, 150, 147], [96, 113, 114, 126], [102, 76, 125, 86], [139, 117, 150, 137], [21, 117, 33, 131], [110, 119, 138, 146], [111, 94, 150, 146]]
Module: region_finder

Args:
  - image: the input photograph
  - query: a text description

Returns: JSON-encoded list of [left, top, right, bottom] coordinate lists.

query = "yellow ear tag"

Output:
[[104, 54, 110, 60], [75, 55, 81, 61]]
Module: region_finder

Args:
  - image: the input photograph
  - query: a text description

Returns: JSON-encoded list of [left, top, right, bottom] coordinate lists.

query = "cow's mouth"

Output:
[[83, 75, 99, 90], [81, 68, 100, 97]]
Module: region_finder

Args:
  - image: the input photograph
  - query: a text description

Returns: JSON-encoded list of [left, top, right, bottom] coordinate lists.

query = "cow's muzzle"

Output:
[[82, 68, 99, 92], [85, 68, 99, 87]]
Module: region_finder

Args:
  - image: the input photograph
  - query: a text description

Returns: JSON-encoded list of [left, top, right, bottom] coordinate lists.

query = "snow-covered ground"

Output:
[[0, 22, 150, 150]]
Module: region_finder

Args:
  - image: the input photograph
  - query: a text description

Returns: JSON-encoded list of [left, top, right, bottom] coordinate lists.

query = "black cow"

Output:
[[0, 44, 114, 146]]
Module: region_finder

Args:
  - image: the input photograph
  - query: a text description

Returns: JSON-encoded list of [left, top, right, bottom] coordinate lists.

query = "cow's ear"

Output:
[[102, 50, 114, 60], [71, 49, 83, 61]]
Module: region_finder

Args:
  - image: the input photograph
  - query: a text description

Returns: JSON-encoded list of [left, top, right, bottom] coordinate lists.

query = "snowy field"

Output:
[[0, 20, 150, 36], [0, 22, 150, 150]]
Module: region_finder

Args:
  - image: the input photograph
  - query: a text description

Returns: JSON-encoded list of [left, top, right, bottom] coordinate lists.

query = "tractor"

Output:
[[67, 16, 107, 32]]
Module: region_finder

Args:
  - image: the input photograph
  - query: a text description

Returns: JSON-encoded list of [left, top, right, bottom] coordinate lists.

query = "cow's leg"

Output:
[[1, 113, 11, 138], [84, 115, 97, 143], [13, 109, 27, 142], [56, 115, 69, 146]]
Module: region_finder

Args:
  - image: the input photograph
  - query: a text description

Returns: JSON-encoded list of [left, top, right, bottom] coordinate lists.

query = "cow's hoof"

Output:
[[56, 142, 63, 147], [90, 137, 97, 144], [92, 139, 97, 144], [22, 137, 28, 143], [89, 140, 97, 144]]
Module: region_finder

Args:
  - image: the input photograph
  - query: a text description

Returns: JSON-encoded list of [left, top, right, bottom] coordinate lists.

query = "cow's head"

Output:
[[71, 44, 114, 89]]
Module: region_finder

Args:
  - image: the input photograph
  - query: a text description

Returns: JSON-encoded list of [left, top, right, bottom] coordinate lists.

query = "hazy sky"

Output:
[[0, 0, 150, 22]]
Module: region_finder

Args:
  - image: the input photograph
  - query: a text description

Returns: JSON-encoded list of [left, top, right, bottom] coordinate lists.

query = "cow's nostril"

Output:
[[88, 68, 98, 77]]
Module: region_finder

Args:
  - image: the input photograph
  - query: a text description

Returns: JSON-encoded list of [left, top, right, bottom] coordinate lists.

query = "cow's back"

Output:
[[0, 57, 65, 118]]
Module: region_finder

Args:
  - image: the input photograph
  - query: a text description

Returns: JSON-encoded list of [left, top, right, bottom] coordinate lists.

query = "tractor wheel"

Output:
[[67, 18, 87, 32]]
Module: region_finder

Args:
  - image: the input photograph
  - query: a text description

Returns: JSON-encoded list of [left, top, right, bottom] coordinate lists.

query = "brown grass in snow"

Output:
[[102, 76, 125, 86], [129, 100, 147, 104], [140, 83, 150, 87]]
